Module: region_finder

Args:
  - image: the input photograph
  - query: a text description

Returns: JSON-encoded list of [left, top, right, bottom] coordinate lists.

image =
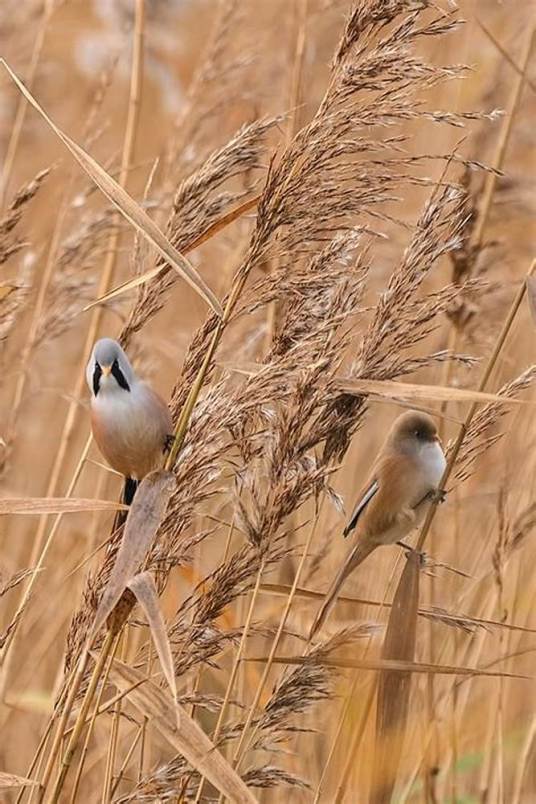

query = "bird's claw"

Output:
[[397, 541, 427, 566], [427, 488, 446, 505], [164, 434, 175, 453]]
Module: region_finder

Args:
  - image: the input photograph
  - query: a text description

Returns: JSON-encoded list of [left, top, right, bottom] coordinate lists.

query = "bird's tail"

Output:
[[309, 538, 377, 640], [113, 477, 138, 532]]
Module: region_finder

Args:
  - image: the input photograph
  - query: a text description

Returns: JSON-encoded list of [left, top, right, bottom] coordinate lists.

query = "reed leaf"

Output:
[[247, 655, 528, 679], [0, 498, 127, 515], [127, 571, 178, 720], [105, 657, 257, 804], [0, 771, 37, 790], [333, 378, 530, 405], [88, 470, 175, 642], [0, 59, 223, 317], [371, 551, 420, 804]]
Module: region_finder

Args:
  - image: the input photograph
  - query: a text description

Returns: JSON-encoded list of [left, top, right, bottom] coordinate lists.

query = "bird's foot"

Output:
[[397, 541, 426, 566], [164, 434, 175, 453], [427, 488, 446, 505]]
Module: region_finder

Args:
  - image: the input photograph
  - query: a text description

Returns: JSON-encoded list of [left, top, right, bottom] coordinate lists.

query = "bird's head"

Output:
[[391, 410, 441, 452], [87, 338, 134, 398]]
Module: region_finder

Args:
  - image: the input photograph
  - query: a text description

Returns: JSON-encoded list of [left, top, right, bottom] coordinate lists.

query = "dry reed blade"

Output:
[[127, 571, 178, 719], [526, 276, 536, 327], [0, 59, 223, 317], [333, 378, 531, 406], [0, 1, 146, 681], [105, 657, 257, 804], [0, 498, 127, 515], [259, 583, 536, 634], [0, 772, 38, 790], [84, 193, 260, 311], [369, 551, 420, 804], [89, 470, 175, 643], [247, 656, 528, 679]]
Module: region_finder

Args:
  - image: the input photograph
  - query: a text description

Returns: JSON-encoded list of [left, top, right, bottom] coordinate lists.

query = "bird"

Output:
[[86, 338, 172, 509], [309, 410, 446, 639]]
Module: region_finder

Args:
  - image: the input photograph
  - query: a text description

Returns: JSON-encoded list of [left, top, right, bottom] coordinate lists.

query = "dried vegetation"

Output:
[[0, 1, 535, 802]]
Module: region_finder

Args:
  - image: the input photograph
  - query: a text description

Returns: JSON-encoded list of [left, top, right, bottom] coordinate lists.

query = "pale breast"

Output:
[[91, 383, 171, 479], [418, 441, 446, 489]]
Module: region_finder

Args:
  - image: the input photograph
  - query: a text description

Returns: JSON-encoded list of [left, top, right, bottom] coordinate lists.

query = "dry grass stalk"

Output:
[[370, 550, 420, 804], [105, 656, 257, 804], [0, 2, 148, 684], [2, 2, 536, 801], [354, 260, 535, 803], [1, 58, 223, 316], [0, 0, 55, 207]]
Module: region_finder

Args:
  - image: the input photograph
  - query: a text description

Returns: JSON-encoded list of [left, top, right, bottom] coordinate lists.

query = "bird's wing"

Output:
[[140, 384, 173, 446], [343, 479, 379, 536], [357, 451, 424, 538]]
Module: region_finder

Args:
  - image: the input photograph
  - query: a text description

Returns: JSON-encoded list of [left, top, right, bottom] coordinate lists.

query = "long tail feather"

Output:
[[309, 539, 377, 640]]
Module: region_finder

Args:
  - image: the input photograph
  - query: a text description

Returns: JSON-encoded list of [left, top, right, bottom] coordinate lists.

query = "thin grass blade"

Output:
[[333, 377, 530, 405], [88, 470, 175, 642], [0, 498, 127, 515], [526, 276, 536, 326], [127, 571, 178, 718], [105, 657, 258, 804], [0, 59, 223, 317], [259, 583, 536, 634], [247, 655, 528, 678], [84, 194, 260, 311], [0, 771, 38, 789], [371, 551, 420, 804]]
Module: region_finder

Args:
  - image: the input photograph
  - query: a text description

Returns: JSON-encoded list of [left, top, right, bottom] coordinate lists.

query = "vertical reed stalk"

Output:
[[47, 632, 116, 804], [0, 0, 54, 206], [68, 634, 121, 804], [0, 0, 146, 679], [193, 556, 266, 803], [230, 509, 323, 772]]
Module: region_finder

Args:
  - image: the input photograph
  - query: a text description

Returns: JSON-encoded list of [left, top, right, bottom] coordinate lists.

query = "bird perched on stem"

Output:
[[86, 338, 172, 510], [309, 410, 446, 639]]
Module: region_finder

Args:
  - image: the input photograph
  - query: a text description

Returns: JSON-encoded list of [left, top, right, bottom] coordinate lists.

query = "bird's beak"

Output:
[[101, 364, 112, 377]]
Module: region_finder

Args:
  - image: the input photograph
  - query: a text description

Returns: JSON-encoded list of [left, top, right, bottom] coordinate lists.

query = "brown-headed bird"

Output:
[[86, 338, 172, 506], [309, 411, 446, 639]]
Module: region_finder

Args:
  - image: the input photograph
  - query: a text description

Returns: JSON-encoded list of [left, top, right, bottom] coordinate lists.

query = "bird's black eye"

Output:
[[415, 429, 422, 439], [111, 358, 130, 392], [93, 362, 102, 396]]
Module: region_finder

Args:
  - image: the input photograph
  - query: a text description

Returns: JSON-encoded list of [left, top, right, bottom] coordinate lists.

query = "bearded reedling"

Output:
[[309, 411, 446, 638], [86, 338, 172, 508]]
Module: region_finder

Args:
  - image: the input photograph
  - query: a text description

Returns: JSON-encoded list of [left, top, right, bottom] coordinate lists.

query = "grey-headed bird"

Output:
[[309, 411, 446, 639], [86, 338, 172, 506]]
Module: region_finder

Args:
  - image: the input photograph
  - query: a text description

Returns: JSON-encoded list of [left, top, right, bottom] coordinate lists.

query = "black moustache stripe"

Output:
[[112, 359, 130, 392], [93, 363, 102, 396]]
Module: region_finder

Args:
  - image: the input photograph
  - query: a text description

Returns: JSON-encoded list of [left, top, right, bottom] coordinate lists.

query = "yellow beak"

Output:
[[101, 364, 112, 377]]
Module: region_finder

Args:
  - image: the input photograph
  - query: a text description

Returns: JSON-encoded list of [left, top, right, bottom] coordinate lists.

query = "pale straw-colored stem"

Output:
[[230, 509, 323, 776], [109, 727, 142, 799], [46, 632, 116, 804], [69, 634, 121, 804], [194, 556, 266, 804], [0, 0, 55, 207], [0, 0, 146, 682]]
